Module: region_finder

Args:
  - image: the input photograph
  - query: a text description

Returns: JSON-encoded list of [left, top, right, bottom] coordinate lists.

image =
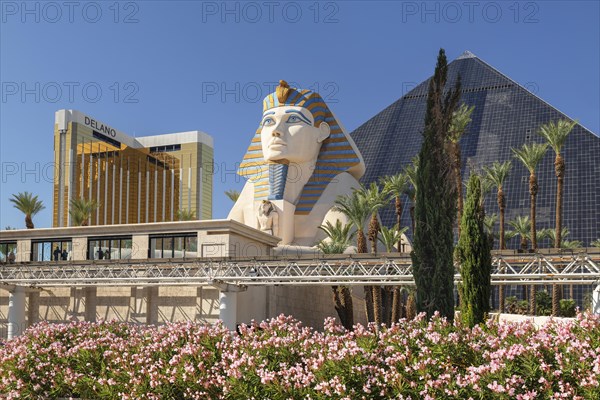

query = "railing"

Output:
[[1, 252, 599, 288]]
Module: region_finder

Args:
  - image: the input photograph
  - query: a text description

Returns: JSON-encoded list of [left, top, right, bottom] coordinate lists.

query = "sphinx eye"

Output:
[[286, 115, 303, 124], [262, 117, 275, 126]]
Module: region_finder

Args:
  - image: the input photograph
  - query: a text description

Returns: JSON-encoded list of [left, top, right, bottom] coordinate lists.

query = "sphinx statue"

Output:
[[228, 81, 365, 250]]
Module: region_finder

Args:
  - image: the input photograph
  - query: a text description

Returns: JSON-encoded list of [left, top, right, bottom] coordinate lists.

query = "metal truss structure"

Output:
[[1, 252, 599, 290]]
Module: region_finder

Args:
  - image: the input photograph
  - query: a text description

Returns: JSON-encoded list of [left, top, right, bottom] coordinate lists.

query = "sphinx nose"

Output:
[[272, 130, 281, 137]]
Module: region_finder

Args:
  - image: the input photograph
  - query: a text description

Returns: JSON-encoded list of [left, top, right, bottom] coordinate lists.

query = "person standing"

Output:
[[53, 246, 61, 261], [8, 251, 16, 264]]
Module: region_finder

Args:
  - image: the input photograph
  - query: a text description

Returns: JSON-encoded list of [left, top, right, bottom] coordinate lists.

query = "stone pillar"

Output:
[[146, 286, 159, 325], [27, 292, 40, 327], [16, 239, 31, 262], [71, 237, 88, 261], [84, 287, 97, 322], [219, 291, 238, 331], [593, 285, 600, 315], [8, 286, 26, 339], [132, 235, 149, 259]]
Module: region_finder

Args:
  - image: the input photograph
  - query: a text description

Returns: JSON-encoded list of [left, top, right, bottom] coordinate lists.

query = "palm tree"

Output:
[[363, 182, 391, 327], [364, 182, 390, 254], [176, 209, 196, 221], [562, 240, 582, 249], [483, 161, 512, 250], [507, 215, 531, 250], [333, 191, 370, 253], [378, 224, 409, 252], [380, 172, 409, 252], [544, 227, 572, 247], [512, 142, 548, 250], [538, 119, 577, 318], [480, 176, 495, 211], [512, 143, 548, 315], [483, 214, 498, 243], [317, 219, 355, 250], [537, 119, 577, 248], [224, 189, 241, 203], [9, 192, 45, 229], [483, 161, 512, 314], [69, 198, 99, 226], [317, 219, 355, 330], [403, 158, 419, 234], [592, 239, 600, 249], [378, 224, 409, 325], [334, 190, 373, 322], [448, 103, 475, 236]]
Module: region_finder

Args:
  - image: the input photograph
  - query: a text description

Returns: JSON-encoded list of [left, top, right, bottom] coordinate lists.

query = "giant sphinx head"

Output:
[[238, 80, 365, 215]]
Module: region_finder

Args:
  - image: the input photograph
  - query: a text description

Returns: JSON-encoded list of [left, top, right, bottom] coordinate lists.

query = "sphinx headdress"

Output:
[[238, 80, 364, 215]]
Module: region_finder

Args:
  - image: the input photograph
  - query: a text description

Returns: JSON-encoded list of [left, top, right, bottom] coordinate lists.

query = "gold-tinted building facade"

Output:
[[53, 110, 213, 227]]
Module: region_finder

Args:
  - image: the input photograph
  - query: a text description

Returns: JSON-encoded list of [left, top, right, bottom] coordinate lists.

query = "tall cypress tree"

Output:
[[411, 49, 461, 321], [456, 173, 492, 327]]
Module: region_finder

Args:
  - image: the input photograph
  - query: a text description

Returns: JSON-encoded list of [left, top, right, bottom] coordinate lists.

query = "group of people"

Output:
[[53, 246, 69, 261], [96, 248, 111, 260]]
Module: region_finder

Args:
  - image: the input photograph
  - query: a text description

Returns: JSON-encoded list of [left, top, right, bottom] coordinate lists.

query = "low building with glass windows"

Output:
[[0, 221, 349, 338], [53, 110, 214, 227]]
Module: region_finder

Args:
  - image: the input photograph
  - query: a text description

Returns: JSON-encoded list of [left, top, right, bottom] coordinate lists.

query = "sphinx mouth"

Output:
[[269, 140, 287, 147]]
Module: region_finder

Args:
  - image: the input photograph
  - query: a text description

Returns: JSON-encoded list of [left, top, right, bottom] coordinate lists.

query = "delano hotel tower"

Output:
[[53, 110, 213, 227]]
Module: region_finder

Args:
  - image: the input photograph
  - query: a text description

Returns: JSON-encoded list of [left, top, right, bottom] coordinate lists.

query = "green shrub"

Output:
[[535, 290, 552, 316], [506, 296, 528, 314], [559, 299, 576, 317]]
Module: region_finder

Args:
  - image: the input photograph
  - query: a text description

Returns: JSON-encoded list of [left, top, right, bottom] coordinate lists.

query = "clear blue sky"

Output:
[[1, 0, 598, 229]]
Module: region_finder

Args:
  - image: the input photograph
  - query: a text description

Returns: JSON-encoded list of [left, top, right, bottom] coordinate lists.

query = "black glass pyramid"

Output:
[[350, 51, 600, 248]]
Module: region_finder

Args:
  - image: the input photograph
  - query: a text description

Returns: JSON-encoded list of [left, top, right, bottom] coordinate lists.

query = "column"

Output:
[[8, 286, 26, 340], [146, 286, 159, 325], [219, 291, 238, 331], [27, 292, 40, 328], [85, 287, 97, 322]]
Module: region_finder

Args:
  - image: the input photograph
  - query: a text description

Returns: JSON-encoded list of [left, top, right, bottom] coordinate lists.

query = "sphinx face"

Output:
[[260, 106, 330, 163]]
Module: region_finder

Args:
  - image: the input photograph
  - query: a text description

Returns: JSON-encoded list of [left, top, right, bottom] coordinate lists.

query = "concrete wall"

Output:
[[0, 284, 370, 338], [0, 286, 224, 338], [265, 286, 368, 329]]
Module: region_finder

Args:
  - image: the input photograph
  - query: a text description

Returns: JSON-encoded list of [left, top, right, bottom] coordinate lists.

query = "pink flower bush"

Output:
[[1, 313, 599, 399]]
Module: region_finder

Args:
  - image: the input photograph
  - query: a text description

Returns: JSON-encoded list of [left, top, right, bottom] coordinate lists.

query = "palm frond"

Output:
[[511, 142, 548, 173], [448, 103, 475, 143], [537, 119, 577, 154], [378, 224, 408, 252], [482, 161, 512, 188]]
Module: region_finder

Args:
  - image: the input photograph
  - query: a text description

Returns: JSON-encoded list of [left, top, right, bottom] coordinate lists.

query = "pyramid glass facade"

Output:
[[351, 52, 600, 249]]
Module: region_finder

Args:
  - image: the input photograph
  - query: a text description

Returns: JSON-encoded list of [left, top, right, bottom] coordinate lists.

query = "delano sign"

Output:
[[84, 116, 117, 138]]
